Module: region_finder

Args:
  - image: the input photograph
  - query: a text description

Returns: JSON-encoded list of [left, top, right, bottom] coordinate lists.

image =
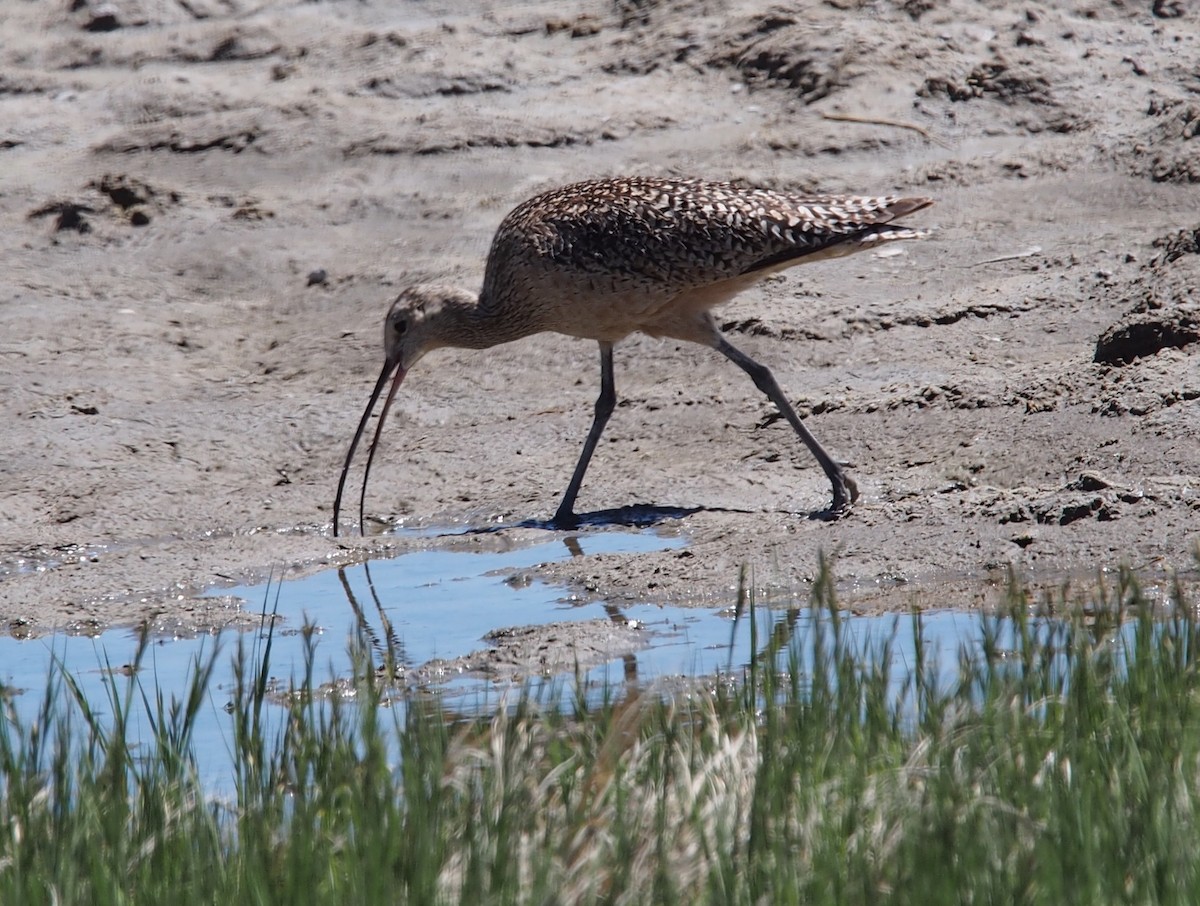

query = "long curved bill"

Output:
[[332, 357, 406, 537]]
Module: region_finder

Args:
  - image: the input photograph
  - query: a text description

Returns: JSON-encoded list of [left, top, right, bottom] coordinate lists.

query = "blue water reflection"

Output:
[[0, 530, 1049, 793]]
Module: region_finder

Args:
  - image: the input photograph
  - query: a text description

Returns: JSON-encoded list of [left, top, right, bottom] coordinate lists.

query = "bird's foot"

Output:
[[549, 508, 582, 530], [815, 474, 858, 521]]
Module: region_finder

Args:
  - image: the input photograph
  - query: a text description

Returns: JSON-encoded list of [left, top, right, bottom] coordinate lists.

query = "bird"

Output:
[[333, 176, 932, 537]]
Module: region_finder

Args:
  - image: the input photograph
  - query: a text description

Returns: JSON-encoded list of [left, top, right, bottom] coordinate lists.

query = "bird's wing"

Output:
[[508, 179, 930, 291]]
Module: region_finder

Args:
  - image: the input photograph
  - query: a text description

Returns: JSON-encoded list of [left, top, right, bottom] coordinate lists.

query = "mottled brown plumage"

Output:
[[334, 176, 932, 535]]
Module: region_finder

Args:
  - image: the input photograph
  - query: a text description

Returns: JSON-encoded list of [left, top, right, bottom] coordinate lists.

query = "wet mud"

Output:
[[2, 0, 1198, 638]]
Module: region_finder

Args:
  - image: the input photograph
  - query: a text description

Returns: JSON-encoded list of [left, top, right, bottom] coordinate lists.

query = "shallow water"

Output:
[[1, 528, 991, 792]]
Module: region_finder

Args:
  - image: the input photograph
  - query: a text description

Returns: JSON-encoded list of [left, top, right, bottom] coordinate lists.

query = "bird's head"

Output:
[[382, 283, 478, 373]]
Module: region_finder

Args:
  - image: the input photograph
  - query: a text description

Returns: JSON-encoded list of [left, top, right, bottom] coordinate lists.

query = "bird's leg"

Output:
[[553, 341, 616, 527], [714, 335, 858, 518]]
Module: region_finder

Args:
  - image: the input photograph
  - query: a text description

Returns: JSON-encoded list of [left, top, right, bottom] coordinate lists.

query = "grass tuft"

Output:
[[3, 564, 1200, 903]]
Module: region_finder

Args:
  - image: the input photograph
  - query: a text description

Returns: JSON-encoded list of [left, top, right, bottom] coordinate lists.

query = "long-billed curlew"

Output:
[[333, 176, 932, 536]]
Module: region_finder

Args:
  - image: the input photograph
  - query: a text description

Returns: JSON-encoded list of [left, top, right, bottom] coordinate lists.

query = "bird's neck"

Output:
[[439, 287, 539, 351]]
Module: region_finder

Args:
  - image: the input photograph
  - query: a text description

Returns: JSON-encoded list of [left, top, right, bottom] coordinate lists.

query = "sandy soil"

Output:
[[2, 0, 1198, 639]]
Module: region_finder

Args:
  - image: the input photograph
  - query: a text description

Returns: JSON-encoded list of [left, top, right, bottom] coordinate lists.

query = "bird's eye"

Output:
[[394, 318, 408, 336]]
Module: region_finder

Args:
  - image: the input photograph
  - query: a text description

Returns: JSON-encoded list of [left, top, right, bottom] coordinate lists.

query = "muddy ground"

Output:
[[2, 0, 1198, 645]]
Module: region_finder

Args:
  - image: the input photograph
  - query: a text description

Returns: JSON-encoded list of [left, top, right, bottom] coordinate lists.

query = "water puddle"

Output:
[[0, 528, 1024, 791]]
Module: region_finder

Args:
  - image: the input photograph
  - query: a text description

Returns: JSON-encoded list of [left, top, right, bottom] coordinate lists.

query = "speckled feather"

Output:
[[481, 176, 931, 313]]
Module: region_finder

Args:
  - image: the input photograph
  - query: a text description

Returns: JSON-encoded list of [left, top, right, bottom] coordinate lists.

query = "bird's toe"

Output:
[[844, 475, 860, 504]]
